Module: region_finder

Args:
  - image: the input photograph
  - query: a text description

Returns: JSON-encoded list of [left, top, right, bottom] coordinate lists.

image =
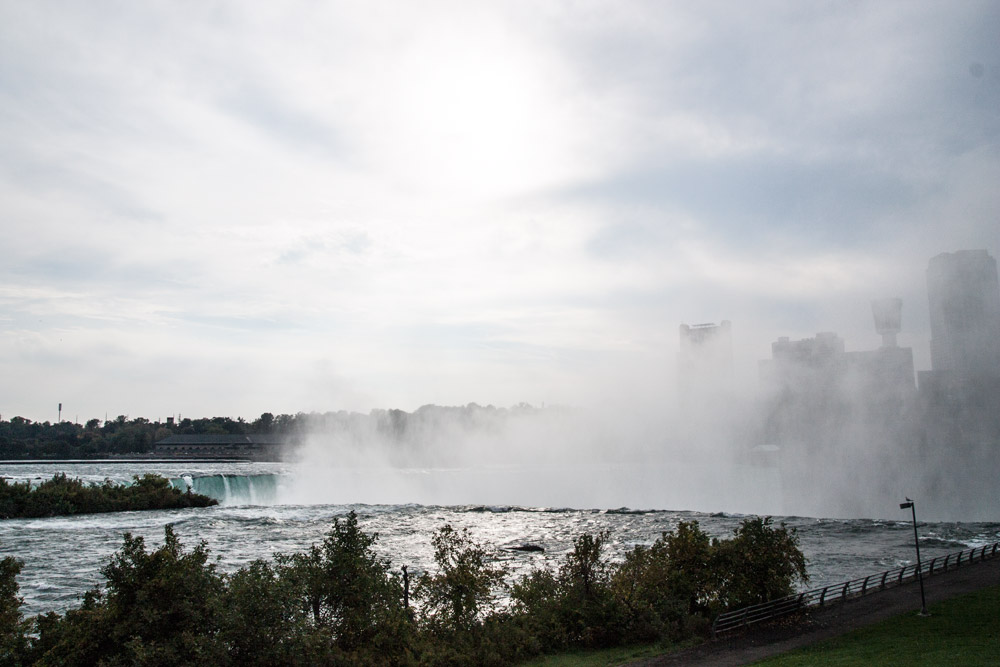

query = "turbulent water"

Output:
[[1, 462, 997, 617]]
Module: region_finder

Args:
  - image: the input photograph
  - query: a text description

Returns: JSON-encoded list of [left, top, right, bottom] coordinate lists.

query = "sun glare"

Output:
[[380, 26, 575, 201]]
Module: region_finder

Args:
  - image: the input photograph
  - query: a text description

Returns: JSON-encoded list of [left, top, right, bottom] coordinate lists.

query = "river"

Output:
[[1, 461, 997, 617]]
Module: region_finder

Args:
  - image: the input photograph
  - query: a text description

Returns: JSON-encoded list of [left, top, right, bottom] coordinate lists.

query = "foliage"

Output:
[[30, 526, 227, 666], [415, 524, 509, 635], [276, 511, 411, 663], [3, 514, 809, 666], [0, 554, 29, 666], [0, 474, 217, 519], [711, 516, 808, 609], [217, 559, 311, 666]]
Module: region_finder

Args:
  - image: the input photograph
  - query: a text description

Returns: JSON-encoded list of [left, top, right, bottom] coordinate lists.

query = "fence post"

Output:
[[841, 582, 849, 602], [881, 571, 888, 589], [861, 575, 870, 594]]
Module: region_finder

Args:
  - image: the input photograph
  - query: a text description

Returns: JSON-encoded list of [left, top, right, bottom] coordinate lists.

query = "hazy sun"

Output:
[[378, 22, 577, 201]]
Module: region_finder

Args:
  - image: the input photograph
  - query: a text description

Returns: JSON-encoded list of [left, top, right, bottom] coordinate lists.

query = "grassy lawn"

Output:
[[753, 583, 1000, 666], [519, 638, 703, 666]]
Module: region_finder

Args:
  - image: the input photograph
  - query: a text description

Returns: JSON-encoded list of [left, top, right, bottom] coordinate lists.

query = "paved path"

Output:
[[633, 556, 1000, 666]]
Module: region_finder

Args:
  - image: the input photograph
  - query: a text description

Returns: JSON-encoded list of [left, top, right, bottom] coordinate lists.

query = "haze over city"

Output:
[[2, 1, 999, 423]]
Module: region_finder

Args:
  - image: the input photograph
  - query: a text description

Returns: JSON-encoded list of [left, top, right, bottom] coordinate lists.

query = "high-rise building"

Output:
[[677, 320, 736, 439], [927, 249, 1000, 376], [677, 321, 733, 396]]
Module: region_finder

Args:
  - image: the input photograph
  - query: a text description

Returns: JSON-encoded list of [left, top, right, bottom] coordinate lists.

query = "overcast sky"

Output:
[[2, 1, 998, 423]]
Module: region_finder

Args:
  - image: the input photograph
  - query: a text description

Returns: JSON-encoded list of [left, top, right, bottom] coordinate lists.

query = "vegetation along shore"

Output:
[[0, 513, 806, 665]]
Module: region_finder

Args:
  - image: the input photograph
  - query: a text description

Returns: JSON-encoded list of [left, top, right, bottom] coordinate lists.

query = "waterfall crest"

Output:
[[170, 473, 280, 506]]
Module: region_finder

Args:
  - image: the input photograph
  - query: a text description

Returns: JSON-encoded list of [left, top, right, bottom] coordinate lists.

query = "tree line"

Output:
[[0, 513, 807, 666], [0, 404, 546, 460]]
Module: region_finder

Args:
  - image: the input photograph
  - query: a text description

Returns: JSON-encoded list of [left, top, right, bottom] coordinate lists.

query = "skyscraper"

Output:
[[677, 321, 734, 397], [926, 249, 1000, 376]]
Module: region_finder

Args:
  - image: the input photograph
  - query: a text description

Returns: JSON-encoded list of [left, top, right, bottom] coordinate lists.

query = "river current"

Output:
[[1, 461, 997, 617]]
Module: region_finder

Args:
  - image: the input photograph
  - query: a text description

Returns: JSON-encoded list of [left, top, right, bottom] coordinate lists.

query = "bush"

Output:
[[8, 514, 809, 665], [712, 516, 809, 609], [415, 524, 508, 636], [31, 526, 227, 665], [0, 555, 28, 666], [276, 511, 411, 663]]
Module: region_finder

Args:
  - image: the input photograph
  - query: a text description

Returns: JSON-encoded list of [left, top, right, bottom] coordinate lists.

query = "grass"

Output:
[[753, 583, 1000, 666], [518, 636, 705, 666], [519, 643, 672, 666]]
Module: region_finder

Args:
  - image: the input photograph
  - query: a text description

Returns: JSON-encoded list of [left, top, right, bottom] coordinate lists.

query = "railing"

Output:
[[712, 541, 1000, 637]]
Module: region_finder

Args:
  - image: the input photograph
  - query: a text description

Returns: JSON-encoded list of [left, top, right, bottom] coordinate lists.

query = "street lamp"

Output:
[[899, 498, 929, 616]]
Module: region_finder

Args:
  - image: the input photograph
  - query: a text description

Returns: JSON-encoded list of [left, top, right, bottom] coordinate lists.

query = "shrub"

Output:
[[415, 524, 508, 636], [0, 555, 28, 666], [712, 516, 808, 609], [276, 511, 412, 664]]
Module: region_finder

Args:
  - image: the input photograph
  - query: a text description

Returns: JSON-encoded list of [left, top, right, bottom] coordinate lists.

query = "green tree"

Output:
[[415, 524, 508, 635], [218, 560, 316, 666], [556, 531, 625, 647], [662, 520, 714, 615], [277, 511, 409, 660], [712, 516, 808, 609], [31, 526, 227, 665], [560, 532, 611, 603], [0, 554, 28, 665]]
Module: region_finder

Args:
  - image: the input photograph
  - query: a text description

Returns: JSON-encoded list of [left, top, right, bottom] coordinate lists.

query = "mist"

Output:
[[281, 401, 780, 515], [3, 4, 998, 522], [280, 249, 999, 522]]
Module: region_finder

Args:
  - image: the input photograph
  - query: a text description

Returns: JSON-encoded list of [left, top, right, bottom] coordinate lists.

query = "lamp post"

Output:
[[899, 498, 928, 616]]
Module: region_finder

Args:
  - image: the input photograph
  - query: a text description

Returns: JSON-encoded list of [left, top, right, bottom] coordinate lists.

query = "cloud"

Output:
[[0, 1, 997, 421]]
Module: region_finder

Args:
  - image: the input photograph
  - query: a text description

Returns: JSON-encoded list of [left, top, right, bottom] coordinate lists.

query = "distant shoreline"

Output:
[[0, 458, 254, 465]]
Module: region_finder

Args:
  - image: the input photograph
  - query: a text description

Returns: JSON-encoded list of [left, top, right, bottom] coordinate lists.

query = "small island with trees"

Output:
[[0, 474, 217, 519]]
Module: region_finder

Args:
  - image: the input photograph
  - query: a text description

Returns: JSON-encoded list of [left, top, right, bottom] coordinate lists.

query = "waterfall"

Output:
[[170, 474, 280, 506]]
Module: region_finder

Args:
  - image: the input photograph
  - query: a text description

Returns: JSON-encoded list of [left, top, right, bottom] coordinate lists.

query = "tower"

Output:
[[871, 298, 902, 348]]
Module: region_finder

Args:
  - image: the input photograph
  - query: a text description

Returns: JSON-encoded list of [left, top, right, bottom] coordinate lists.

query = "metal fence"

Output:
[[711, 541, 1000, 637]]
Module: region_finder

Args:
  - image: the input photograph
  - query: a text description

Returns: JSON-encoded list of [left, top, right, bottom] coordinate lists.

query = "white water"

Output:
[[1, 462, 997, 617]]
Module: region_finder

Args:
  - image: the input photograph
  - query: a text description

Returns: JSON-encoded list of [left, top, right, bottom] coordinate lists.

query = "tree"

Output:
[[218, 560, 315, 666], [277, 511, 408, 659], [0, 555, 28, 665], [662, 520, 714, 615], [254, 412, 275, 433], [560, 532, 610, 603], [415, 524, 508, 635], [30, 526, 227, 665], [712, 516, 808, 609]]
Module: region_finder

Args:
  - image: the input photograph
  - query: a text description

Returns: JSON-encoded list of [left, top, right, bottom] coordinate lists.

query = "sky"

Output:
[[2, 0, 999, 424]]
